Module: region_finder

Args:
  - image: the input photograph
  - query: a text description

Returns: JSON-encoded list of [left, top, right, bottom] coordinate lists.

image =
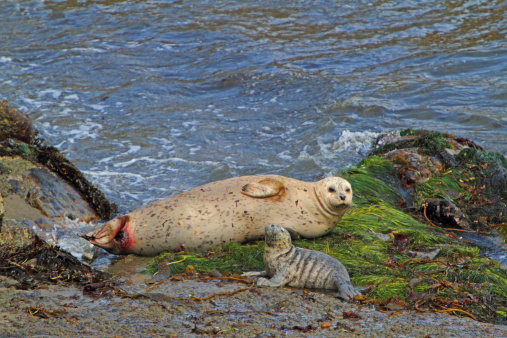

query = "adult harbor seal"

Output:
[[82, 174, 352, 256], [244, 224, 359, 300]]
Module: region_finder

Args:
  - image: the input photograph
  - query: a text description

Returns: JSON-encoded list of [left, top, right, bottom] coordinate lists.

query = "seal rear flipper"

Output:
[[80, 215, 131, 255], [334, 280, 361, 301], [241, 178, 284, 198]]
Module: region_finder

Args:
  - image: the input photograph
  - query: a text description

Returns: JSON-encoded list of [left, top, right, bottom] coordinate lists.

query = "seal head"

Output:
[[264, 223, 292, 249], [314, 177, 352, 215]]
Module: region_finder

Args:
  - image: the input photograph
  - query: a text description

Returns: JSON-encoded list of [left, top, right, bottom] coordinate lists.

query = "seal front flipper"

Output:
[[256, 266, 295, 287], [334, 280, 361, 301], [241, 178, 284, 198], [242, 270, 268, 277]]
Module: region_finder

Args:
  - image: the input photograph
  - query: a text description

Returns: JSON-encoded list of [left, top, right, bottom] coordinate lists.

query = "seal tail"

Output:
[[80, 215, 132, 255]]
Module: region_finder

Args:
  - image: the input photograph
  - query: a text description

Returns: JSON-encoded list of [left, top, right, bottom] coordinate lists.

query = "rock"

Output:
[[1, 157, 97, 221], [424, 199, 472, 230], [368, 230, 392, 242], [0, 101, 117, 222], [0, 100, 37, 144], [385, 148, 444, 186], [0, 100, 117, 272], [372, 129, 506, 232], [0, 219, 38, 248], [36, 144, 117, 219]]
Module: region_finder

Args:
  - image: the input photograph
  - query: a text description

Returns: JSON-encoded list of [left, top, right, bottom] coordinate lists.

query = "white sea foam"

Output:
[[82, 170, 149, 197], [124, 145, 141, 155], [167, 157, 188, 164], [277, 151, 293, 161], [26, 217, 100, 261], [59, 108, 73, 116], [38, 89, 62, 99], [0, 56, 12, 63], [113, 156, 171, 168], [97, 144, 142, 164], [64, 94, 79, 100], [89, 104, 107, 111], [182, 120, 199, 128], [188, 145, 202, 155], [331, 130, 378, 154], [63, 121, 103, 141], [70, 47, 105, 53], [21, 97, 43, 108], [41, 122, 58, 137], [150, 137, 175, 151], [257, 159, 270, 166]]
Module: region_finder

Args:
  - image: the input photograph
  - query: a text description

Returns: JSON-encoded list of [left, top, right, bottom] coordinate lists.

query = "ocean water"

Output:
[[0, 1, 505, 261]]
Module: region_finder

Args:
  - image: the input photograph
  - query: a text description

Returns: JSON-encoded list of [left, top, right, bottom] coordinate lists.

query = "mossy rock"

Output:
[[457, 147, 507, 200]]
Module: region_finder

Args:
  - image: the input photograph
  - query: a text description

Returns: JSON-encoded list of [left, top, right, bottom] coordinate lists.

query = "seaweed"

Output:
[[413, 174, 466, 207], [457, 147, 507, 200], [145, 242, 265, 276], [0, 235, 110, 289], [373, 130, 458, 167]]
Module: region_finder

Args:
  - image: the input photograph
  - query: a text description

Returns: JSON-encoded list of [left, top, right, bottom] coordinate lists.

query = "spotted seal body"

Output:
[[244, 224, 359, 300], [82, 175, 352, 256]]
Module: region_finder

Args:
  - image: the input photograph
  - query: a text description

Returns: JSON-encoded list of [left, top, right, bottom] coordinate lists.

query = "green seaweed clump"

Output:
[[145, 242, 265, 276], [457, 147, 507, 200]]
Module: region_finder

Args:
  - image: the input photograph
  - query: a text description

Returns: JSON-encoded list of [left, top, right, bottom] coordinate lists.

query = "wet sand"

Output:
[[1, 274, 506, 337]]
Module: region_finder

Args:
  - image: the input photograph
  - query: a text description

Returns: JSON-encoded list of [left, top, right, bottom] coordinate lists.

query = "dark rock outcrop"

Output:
[[0, 100, 117, 287]]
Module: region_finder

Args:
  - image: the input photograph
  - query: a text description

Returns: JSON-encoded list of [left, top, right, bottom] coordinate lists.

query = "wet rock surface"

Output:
[[1, 164, 98, 221], [0, 100, 117, 225], [425, 199, 472, 230]]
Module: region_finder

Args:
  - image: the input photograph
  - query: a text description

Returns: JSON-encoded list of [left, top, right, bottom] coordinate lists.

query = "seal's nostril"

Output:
[[340, 195, 346, 201]]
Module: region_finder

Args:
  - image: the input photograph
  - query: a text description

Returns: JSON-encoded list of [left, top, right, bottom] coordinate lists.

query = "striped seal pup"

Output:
[[244, 224, 359, 300], [82, 175, 352, 256]]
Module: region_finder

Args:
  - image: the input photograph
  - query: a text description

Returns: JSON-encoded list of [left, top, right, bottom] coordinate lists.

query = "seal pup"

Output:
[[244, 224, 359, 300], [82, 174, 352, 256]]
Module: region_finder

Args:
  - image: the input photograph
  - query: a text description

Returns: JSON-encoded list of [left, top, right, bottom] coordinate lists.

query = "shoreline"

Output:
[[1, 275, 507, 337]]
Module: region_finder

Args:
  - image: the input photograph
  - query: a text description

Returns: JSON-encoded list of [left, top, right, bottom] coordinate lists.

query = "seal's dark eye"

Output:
[[346, 188, 351, 192], [328, 187, 336, 193]]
